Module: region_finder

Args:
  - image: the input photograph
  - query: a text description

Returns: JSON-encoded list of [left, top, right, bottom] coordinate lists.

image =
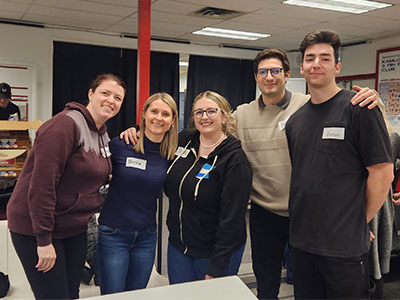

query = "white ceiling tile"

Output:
[[152, 0, 203, 14], [104, 23, 138, 34], [168, 0, 268, 13], [0, 10, 24, 19], [81, 0, 138, 8], [151, 11, 217, 27], [0, 0, 30, 13], [0, 0, 398, 51], [10, 0, 34, 3], [257, 2, 353, 22], [34, 0, 136, 17], [214, 20, 291, 35], [331, 15, 399, 32], [229, 13, 318, 29], [26, 5, 123, 23], [23, 14, 113, 30], [151, 20, 199, 33], [361, 4, 400, 20]]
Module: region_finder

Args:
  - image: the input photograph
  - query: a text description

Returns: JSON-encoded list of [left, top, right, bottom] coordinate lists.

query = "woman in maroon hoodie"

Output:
[[7, 73, 125, 299]]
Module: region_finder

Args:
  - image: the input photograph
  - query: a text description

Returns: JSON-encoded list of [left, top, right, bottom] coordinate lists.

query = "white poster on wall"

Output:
[[376, 47, 400, 133]]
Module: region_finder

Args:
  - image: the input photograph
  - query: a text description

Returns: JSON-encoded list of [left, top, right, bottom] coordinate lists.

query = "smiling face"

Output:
[[193, 97, 226, 137], [255, 57, 290, 102], [300, 43, 341, 89], [86, 79, 125, 128], [143, 99, 174, 142]]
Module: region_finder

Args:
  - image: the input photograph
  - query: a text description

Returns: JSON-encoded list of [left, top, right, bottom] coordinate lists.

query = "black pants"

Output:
[[250, 202, 289, 300], [293, 247, 370, 299], [11, 232, 87, 299]]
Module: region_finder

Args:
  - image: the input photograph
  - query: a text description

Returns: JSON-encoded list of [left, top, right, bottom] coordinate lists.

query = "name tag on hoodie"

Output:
[[126, 157, 147, 170], [196, 163, 215, 179], [175, 146, 190, 158], [322, 127, 345, 140], [278, 117, 289, 131]]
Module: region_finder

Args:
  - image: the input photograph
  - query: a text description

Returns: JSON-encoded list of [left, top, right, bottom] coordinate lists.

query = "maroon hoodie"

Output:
[[7, 102, 111, 246]]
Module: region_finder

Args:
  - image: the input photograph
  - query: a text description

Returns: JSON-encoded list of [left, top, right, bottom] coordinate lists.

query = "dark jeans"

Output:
[[250, 202, 289, 300], [96, 225, 157, 295], [11, 231, 87, 299], [293, 247, 370, 299], [167, 243, 245, 284]]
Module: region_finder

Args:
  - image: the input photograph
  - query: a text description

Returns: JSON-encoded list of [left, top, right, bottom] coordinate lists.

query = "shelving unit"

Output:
[[0, 120, 42, 220]]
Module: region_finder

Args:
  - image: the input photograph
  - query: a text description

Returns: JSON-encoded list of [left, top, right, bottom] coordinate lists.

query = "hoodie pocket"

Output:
[[55, 192, 103, 216]]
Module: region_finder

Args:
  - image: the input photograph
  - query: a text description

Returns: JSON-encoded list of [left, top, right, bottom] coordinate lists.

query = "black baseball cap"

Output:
[[0, 83, 11, 99]]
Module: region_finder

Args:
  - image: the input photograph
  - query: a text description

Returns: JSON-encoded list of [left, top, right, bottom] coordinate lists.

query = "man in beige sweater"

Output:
[[234, 48, 379, 300]]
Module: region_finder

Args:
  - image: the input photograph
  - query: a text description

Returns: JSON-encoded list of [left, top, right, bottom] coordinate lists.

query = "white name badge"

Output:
[[175, 146, 190, 158], [126, 157, 147, 170], [322, 127, 345, 140], [100, 146, 111, 158], [278, 117, 289, 131]]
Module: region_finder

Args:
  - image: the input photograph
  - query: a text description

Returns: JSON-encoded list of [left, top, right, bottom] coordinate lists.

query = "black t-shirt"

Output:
[[286, 89, 392, 258], [0, 101, 20, 120]]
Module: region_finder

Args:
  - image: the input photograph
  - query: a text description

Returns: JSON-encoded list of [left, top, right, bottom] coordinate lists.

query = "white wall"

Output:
[[1, 22, 400, 122], [287, 35, 400, 78], [0, 23, 259, 122]]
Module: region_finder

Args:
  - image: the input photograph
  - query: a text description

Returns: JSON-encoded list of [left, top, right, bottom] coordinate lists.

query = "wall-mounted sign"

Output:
[[376, 47, 400, 132]]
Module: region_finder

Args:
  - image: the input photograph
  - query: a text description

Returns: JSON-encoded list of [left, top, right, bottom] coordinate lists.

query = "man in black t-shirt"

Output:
[[0, 82, 20, 120], [286, 30, 393, 299]]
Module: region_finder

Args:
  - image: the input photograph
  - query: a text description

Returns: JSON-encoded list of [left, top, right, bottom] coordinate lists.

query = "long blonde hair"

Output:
[[191, 91, 237, 136], [134, 93, 178, 160]]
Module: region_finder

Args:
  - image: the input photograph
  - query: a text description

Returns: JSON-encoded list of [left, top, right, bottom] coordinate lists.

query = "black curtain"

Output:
[[150, 51, 179, 102], [53, 42, 122, 114], [53, 42, 179, 138], [184, 55, 256, 127]]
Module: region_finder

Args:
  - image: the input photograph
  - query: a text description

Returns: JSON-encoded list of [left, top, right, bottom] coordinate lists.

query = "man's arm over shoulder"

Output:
[[366, 162, 393, 223]]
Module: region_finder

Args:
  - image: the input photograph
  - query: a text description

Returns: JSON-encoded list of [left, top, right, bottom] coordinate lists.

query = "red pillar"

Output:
[[136, 0, 151, 124]]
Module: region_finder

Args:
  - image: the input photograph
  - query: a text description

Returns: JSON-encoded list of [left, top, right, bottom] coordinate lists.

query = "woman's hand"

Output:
[[36, 244, 57, 272], [119, 127, 139, 145], [205, 274, 214, 280]]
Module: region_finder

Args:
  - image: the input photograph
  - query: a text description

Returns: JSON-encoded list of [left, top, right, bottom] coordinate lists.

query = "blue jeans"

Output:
[[96, 224, 157, 295], [167, 243, 245, 284]]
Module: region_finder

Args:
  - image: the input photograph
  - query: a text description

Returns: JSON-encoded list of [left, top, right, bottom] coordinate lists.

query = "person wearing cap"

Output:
[[0, 82, 20, 121]]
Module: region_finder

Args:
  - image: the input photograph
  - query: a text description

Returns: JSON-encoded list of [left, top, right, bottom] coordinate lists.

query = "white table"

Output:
[[86, 275, 257, 299]]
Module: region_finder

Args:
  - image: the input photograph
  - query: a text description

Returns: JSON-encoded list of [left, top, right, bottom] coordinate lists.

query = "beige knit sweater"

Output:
[[234, 91, 309, 216]]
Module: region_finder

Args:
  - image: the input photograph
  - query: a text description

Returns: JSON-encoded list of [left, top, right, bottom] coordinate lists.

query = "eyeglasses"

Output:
[[193, 108, 219, 119], [256, 67, 284, 78]]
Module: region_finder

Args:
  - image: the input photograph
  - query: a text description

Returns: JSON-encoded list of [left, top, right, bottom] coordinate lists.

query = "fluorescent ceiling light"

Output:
[[283, 0, 391, 14], [192, 27, 270, 41]]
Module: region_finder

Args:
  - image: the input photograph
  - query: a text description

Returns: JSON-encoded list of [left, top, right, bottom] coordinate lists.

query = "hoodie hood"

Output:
[[64, 102, 107, 135]]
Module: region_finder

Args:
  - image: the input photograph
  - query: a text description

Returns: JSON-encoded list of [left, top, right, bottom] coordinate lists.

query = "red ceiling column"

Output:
[[136, 0, 151, 124]]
